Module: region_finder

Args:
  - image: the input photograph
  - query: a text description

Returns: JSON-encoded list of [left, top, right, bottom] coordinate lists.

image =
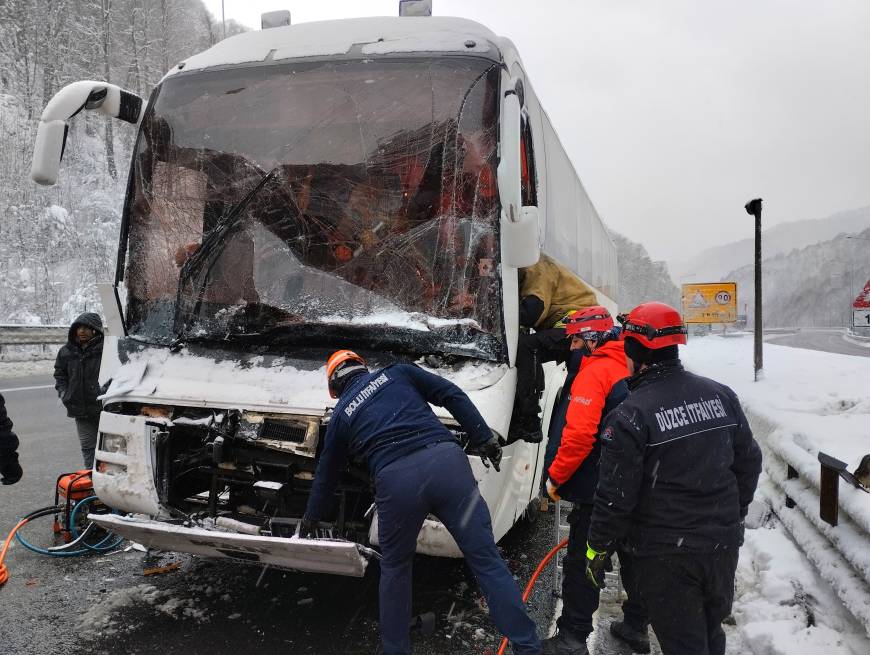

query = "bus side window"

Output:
[[520, 116, 538, 207]]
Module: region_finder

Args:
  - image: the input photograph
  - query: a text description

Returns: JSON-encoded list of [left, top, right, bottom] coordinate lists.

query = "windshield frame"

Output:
[[116, 53, 508, 362]]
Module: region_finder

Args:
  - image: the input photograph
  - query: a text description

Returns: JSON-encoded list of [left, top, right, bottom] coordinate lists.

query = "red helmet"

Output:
[[564, 306, 614, 338], [326, 349, 367, 398], [619, 302, 687, 348]]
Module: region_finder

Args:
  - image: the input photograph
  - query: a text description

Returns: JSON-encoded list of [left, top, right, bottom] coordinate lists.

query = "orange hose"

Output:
[[0, 518, 29, 587], [496, 537, 569, 655]]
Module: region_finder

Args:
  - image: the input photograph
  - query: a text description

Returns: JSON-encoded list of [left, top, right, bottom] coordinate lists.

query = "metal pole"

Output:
[[745, 199, 763, 380], [222, 0, 226, 39]]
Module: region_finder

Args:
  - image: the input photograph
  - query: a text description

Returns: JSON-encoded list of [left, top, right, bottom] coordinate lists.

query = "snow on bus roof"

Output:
[[170, 17, 501, 76]]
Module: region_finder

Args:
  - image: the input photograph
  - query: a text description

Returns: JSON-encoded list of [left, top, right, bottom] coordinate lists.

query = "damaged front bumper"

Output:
[[89, 514, 373, 577]]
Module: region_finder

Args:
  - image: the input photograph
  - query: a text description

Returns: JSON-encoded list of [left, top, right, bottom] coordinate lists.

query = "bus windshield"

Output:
[[123, 57, 503, 360]]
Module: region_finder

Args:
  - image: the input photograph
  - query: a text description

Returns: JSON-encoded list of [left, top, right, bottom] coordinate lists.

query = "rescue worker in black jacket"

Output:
[[0, 393, 23, 485], [302, 350, 542, 655], [54, 312, 104, 468], [585, 302, 762, 655]]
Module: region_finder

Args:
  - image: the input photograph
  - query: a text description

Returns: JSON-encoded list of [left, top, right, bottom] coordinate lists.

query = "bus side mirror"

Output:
[[31, 80, 143, 186], [498, 82, 540, 268], [502, 206, 540, 268], [32, 120, 69, 186]]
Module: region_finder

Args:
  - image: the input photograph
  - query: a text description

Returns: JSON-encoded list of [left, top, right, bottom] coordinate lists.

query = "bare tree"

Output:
[[100, 0, 117, 179]]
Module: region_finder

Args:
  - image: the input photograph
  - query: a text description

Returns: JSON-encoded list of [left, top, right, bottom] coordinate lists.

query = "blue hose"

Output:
[[15, 497, 123, 557], [69, 496, 124, 552]]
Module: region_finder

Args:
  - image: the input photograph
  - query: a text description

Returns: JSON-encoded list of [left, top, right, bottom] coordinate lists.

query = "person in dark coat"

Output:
[[585, 303, 762, 655], [54, 312, 104, 468], [0, 393, 23, 485], [510, 254, 598, 443], [303, 350, 541, 655], [539, 308, 648, 655]]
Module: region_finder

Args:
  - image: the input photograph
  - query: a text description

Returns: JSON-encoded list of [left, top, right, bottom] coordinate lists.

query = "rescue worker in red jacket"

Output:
[[541, 307, 648, 654]]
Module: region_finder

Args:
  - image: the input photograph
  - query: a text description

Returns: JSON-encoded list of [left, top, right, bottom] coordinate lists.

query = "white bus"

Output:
[[31, 11, 617, 577]]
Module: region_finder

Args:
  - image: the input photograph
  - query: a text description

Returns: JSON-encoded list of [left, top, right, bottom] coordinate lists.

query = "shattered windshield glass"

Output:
[[123, 57, 503, 359]]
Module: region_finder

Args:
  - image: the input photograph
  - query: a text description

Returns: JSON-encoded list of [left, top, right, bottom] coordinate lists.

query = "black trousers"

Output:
[[515, 328, 569, 418], [616, 550, 650, 631], [633, 550, 739, 655], [558, 504, 648, 637]]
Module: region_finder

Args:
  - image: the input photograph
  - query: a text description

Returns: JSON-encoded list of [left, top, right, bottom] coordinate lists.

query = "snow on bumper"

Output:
[[90, 514, 371, 577]]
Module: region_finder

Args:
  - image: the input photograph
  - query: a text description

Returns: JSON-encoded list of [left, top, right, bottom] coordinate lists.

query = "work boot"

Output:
[[541, 629, 589, 655], [609, 620, 651, 654]]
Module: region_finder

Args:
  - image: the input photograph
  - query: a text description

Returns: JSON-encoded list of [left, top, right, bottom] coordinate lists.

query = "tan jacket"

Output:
[[520, 254, 598, 328]]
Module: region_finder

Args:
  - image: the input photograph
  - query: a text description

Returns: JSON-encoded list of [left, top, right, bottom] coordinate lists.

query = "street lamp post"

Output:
[[745, 199, 763, 381]]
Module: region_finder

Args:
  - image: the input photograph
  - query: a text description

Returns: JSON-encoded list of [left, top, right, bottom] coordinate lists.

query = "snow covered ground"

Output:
[[682, 335, 870, 655], [0, 359, 55, 378]]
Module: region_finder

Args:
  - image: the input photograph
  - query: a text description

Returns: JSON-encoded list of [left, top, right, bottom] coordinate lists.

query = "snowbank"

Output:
[[735, 489, 869, 655]]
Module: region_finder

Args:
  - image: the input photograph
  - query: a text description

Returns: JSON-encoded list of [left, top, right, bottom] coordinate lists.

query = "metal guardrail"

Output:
[[0, 325, 67, 346], [754, 411, 870, 635]]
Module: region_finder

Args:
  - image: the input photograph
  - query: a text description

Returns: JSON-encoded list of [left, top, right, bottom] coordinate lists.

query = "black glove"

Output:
[[477, 437, 502, 472], [584, 543, 609, 589], [0, 450, 23, 485], [519, 295, 544, 328]]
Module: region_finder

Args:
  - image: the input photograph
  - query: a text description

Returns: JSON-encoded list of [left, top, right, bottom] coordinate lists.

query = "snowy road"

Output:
[[765, 328, 870, 358], [1, 374, 564, 655], [0, 373, 673, 655], [5, 349, 867, 655]]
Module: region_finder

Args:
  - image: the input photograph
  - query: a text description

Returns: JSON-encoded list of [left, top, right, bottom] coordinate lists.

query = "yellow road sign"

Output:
[[682, 282, 737, 324]]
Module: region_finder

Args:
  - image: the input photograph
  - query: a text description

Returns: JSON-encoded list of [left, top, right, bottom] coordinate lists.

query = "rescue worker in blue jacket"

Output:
[[585, 303, 762, 655], [302, 350, 542, 655]]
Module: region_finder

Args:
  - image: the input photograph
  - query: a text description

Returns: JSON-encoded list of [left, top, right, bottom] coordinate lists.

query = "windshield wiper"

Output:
[[170, 167, 281, 348]]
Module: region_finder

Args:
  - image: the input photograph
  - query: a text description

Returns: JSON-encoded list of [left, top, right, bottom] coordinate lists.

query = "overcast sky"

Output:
[[201, 0, 870, 261]]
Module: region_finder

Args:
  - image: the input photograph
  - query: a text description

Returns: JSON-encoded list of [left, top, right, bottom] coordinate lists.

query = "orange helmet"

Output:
[[326, 350, 367, 398], [619, 302, 687, 349], [564, 306, 614, 338]]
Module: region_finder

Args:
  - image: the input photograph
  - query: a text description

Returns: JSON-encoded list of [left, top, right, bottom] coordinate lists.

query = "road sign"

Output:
[[853, 280, 870, 309], [682, 282, 738, 324], [854, 310, 870, 328]]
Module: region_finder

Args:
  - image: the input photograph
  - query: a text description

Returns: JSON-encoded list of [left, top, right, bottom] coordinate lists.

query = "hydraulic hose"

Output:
[[0, 518, 30, 587], [69, 496, 124, 552], [1, 498, 124, 587], [496, 537, 569, 655], [15, 497, 122, 556]]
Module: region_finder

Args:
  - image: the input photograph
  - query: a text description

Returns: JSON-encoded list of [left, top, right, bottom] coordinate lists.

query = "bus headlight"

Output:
[[100, 432, 128, 454]]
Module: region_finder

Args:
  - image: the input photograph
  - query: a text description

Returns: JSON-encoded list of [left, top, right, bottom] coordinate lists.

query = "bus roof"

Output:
[[168, 17, 505, 77]]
